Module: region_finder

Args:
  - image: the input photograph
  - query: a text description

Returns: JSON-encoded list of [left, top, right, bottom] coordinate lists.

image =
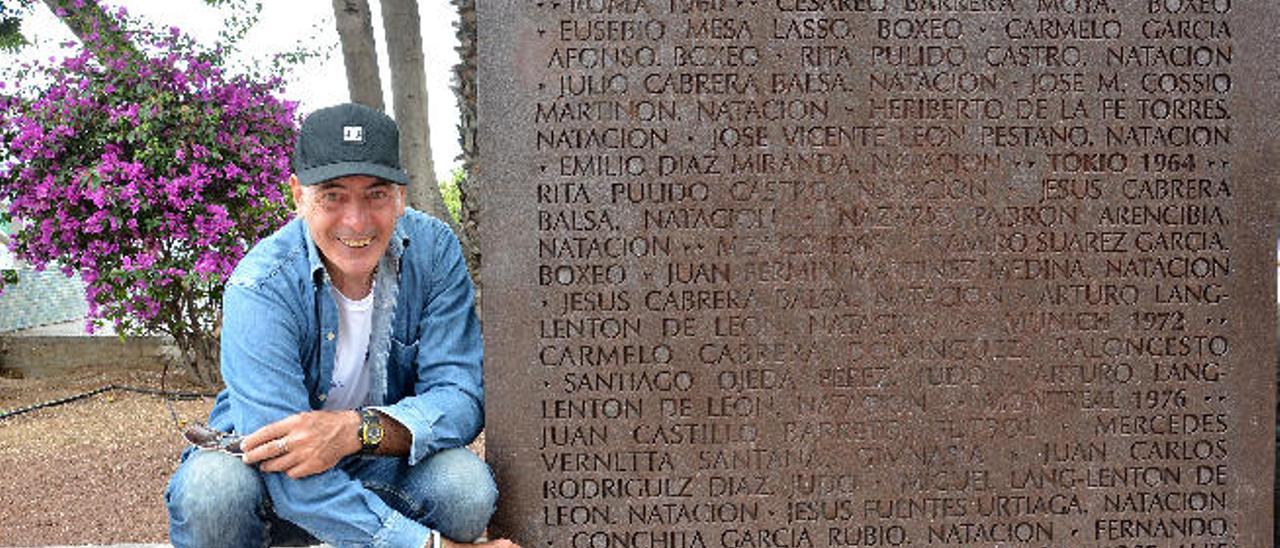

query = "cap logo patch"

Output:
[[343, 125, 364, 143]]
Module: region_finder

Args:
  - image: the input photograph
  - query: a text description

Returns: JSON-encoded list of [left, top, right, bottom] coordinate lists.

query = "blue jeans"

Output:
[[166, 448, 497, 547]]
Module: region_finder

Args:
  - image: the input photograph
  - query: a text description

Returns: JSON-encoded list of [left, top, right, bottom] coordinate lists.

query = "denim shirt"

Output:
[[203, 208, 483, 547]]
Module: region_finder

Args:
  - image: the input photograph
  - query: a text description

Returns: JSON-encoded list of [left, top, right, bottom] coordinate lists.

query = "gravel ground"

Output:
[[0, 365, 214, 546], [0, 364, 488, 547]]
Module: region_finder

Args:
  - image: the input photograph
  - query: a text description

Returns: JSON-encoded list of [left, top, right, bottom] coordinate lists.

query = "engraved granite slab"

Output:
[[479, 1, 1278, 545]]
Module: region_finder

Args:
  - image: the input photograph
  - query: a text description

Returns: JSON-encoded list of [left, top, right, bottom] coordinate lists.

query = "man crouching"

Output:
[[166, 103, 518, 548]]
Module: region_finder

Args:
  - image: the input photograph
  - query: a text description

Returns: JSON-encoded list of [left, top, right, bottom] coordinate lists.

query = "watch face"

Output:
[[360, 410, 384, 449], [360, 409, 384, 448]]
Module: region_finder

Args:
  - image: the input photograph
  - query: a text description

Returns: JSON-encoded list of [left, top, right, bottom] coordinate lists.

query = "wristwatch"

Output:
[[357, 408, 384, 454]]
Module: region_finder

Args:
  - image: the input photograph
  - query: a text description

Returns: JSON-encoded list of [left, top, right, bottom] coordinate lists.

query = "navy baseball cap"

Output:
[[292, 103, 411, 186]]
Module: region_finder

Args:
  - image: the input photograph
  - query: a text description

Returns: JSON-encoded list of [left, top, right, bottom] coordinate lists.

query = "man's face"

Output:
[[291, 174, 406, 288]]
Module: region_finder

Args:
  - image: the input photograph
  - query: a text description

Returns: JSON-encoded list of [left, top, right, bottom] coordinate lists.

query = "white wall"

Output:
[[0, 225, 13, 270]]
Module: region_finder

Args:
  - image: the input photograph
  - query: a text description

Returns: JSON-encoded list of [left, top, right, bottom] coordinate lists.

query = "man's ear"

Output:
[[289, 175, 303, 209]]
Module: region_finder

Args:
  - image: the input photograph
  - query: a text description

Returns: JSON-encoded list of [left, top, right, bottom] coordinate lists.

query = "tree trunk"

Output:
[[331, 0, 384, 111], [378, 0, 457, 234], [451, 0, 477, 176], [450, 0, 482, 280], [171, 332, 221, 388]]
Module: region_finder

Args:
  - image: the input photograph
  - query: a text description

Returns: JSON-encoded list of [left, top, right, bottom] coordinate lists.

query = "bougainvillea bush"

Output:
[[0, 5, 297, 384]]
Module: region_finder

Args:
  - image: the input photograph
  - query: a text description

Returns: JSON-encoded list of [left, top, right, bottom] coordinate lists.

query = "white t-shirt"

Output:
[[323, 285, 374, 410]]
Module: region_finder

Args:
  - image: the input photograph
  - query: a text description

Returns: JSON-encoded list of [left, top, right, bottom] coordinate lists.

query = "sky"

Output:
[[10, 0, 464, 183]]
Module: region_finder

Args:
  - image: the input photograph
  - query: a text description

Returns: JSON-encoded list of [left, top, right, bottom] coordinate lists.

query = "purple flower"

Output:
[[0, 9, 297, 347]]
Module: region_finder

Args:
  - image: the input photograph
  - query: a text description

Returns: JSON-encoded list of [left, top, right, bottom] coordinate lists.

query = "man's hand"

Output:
[[242, 410, 361, 479]]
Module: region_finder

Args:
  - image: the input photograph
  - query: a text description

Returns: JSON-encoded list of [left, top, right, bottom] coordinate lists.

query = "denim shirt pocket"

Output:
[[388, 336, 420, 400]]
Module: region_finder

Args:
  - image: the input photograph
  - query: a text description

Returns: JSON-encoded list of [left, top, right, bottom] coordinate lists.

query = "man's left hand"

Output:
[[242, 410, 361, 479]]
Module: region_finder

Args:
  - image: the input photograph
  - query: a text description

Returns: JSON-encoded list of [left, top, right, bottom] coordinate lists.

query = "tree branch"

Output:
[[41, 0, 139, 62]]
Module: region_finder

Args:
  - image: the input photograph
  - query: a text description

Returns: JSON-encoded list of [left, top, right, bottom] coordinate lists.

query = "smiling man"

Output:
[[166, 103, 517, 548]]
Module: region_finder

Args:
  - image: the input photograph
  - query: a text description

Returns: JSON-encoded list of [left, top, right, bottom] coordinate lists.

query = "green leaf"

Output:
[[0, 16, 27, 52]]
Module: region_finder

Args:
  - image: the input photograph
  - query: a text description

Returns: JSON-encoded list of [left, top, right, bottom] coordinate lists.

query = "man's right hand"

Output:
[[241, 410, 362, 478]]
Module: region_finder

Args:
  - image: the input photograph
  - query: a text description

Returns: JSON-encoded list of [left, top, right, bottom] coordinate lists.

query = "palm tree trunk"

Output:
[[331, 0, 384, 111], [378, 0, 457, 234], [450, 0, 482, 279]]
